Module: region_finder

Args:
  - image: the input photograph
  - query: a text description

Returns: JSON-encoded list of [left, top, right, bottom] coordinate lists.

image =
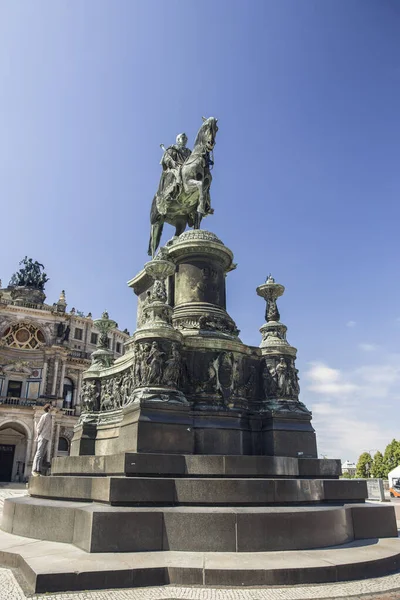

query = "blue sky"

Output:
[[1, 1, 400, 460]]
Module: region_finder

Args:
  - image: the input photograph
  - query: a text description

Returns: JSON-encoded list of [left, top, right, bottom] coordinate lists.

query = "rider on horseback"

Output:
[[148, 117, 218, 257], [157, 133, 192, 215]]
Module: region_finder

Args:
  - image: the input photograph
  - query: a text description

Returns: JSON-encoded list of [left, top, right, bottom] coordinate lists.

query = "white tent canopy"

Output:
[[388, 465, 400, 488]]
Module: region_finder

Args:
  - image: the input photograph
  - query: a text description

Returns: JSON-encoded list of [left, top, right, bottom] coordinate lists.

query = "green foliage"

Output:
[[383, 439, 400, 477], [341, 471, 354, 479], [355, 440, 400, 481], [370, 450, 386, 479], [356, 452, 372, 478]]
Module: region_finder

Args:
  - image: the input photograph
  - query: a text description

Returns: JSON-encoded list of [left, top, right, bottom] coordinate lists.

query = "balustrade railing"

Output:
[[0, 397, 77, 416], [0, 396, 37, 407], [0, 299, 54, 311], [68, 350, 91, 359]]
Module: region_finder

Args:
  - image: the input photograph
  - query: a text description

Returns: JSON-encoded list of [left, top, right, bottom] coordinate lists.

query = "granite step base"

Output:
[[27, 475, 368, 505], [0, 527, 399, 593], [52, 453, 341, 479], [2, 496, 397, 553]]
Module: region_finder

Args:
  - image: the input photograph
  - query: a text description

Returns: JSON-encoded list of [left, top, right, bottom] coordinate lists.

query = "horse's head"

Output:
[[194, 116, 219, 152]]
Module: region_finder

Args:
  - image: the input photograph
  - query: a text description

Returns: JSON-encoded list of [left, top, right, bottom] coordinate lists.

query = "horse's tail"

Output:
[[150, 194, 159, 225]]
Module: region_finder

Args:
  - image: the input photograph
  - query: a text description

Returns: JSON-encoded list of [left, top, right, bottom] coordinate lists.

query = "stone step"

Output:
[[0, 526, 399, 593], [2, 496, 397, 553], [51, 453, 341, 478], [28, 475, 367, 505]]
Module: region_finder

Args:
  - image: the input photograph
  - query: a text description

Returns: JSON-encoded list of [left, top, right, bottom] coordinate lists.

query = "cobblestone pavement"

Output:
[[1, 487, 400, 599]]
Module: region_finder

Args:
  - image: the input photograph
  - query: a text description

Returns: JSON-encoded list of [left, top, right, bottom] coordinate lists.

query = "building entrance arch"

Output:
[[0, 419, 32, 481]]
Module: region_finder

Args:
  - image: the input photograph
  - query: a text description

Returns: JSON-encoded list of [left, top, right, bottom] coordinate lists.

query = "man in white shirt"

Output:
[[32, 403, 52, 476]]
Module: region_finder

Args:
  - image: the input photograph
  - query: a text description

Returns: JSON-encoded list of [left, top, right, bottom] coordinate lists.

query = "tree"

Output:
[[341, 471, 354, 479], [383, 439, 400, 478], [370, 451, 386, 478], [356, 452, 372, 478]]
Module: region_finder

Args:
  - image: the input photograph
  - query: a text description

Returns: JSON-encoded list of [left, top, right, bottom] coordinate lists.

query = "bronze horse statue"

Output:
[[148, 117, 218, 257]]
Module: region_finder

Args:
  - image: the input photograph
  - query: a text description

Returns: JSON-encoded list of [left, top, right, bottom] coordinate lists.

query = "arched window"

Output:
[[2, 323, 45, 349], [58, 437, 69, 452], [63, 378, 74, 407]]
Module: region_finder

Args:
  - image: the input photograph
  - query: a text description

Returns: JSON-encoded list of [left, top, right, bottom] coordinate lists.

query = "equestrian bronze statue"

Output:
[[148, 116, 218, 257]]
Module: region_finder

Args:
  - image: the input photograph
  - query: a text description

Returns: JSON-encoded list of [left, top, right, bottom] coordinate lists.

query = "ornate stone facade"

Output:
[[0, 261, 129, 481]]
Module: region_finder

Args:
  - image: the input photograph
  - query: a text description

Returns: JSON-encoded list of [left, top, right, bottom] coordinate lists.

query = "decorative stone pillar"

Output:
[[51, 358, 59, 396], [256, 275, 316, 457], [86, 311, 117, 374], [129, 256, 187, 404]]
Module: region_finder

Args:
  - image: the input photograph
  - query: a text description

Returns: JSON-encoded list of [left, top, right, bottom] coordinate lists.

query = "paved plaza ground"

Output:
[[1, 485, 400, 600]]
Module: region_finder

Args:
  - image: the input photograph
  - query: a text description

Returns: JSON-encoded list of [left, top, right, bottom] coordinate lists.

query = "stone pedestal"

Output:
[[167, 230, 239, 339], [70, 232, 321, 458], [10, 285, 46, 305]]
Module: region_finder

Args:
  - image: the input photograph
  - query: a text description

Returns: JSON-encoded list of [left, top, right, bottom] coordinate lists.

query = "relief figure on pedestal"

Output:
[[163, 343, 182, 388], [81, 380, 99, 412], [201, 357, 218, 393], [289, 359, 300, 397], [113, 376, 122, 408], [100, 379, 114, 411], [276, 357, 289, 395], [262, 362, 277, 398], [140, 343, 151, 384], [245, 365, 257, 399], [147, 341, 165, 385], [133, 344, 142, 385]]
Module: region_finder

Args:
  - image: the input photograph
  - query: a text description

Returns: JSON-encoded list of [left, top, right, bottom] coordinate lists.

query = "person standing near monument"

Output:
[[32, 403, 52, 476]]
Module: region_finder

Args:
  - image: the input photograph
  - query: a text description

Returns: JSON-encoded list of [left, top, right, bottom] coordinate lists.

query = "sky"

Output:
[[1, 1, 400, 461]]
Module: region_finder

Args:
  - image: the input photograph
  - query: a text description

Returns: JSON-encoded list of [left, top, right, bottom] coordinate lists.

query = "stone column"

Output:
[[54, 422, 61, 458], [24, 434, 33, 478], [58, 361, 66, 398], [72, 374, 78, 407], [47, 413, 56, 462], [21, 378, 29, 399], [51, 358, 59, 396], [166, 230, 239, 339], [39, 359, 48, 396], [75, 371, 83, 407]]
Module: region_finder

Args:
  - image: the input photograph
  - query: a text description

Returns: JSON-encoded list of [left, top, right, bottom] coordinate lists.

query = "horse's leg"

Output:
[[153, 222, 164, 257], [174, 218, 186, 237], [148, 221, 164, 257], [183, 177, 203, 229], [194, 211, 203, 229], [194, 181, 206, 229], [197, 181, 206, 215]]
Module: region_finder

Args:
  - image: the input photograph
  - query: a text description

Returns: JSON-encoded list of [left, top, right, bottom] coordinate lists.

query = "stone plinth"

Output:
[[73, 233, 320, 458]]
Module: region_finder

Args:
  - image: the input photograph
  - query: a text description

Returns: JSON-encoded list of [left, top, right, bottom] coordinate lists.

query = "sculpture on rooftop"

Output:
[[9, 257, 49, 290], [148, 116, 218, 257]]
